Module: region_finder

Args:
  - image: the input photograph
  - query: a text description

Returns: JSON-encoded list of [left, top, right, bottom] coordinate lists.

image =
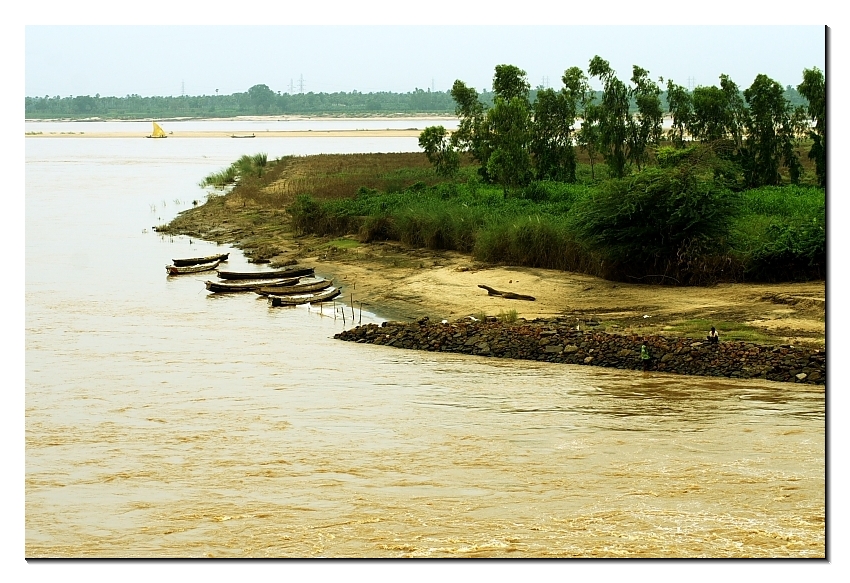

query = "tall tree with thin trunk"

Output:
[[797, 67, 826, 187], [741, 74, 801, 186], [665, 80, 692, 148], [627, 66, 664, 170], [486, 65, 533, 193], [449, 80, 491, 180], [530, 67, 588, 184], [587, 56, 629, 178]]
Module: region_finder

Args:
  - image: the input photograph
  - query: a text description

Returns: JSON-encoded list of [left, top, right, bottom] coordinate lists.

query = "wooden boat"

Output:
[[205, 277, 298, 293], [217, 266, 314, 280], [147, 122, 168, 138], [269, 286, 341, 307], [166, 260, 220, 275], [231, 134, 256, 138], [172, 252, 230, 267], [256, 278, 332, 296]]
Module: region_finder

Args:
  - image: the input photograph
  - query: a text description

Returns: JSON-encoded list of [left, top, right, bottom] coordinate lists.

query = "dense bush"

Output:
[[569, 165, 738, 282], [731, 186, 825, 281]]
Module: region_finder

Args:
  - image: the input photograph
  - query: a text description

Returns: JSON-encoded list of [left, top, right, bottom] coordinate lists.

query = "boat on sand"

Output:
[[217, 266, 314, 280], [166, 260, 220, 275], [269, 286, 341, 306], [172, 253, 230, 267], [255, 277, 332, 296], [205, 277, 299, 293]]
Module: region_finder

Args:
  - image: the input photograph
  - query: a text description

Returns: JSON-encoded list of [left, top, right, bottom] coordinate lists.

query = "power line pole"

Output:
[[298, 74, 305, 94], [289, 79, 295, 94], [687, 76, 695, 92], [181, 80, 185, 97]]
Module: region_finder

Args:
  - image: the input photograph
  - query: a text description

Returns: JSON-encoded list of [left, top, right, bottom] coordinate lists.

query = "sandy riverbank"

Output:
[[164, 197, 825, 347], [305, 242, 825, 347], [25, 129, 425, 139]]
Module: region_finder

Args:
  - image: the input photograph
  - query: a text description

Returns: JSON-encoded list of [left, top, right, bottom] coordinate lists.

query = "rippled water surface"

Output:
[[25, 124, 824, 557]]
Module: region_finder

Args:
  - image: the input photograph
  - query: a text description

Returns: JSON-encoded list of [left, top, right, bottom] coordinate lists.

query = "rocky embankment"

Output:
[[335, 317, 826, 385]]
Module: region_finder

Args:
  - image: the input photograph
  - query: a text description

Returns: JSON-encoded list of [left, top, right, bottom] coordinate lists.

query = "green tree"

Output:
[[493, 64, 531, 102], [418, 125, 460, 177], [449, 80, 491, 179], [719, 75, 746, 149], [690, 85, 731, 142], [72, 95, 97, 114], [577, 103, 602, 180], [483, 65, 533, 193], [248, 84, 276, 114], [688, 75, 746, 148], [797, 67, 826, 187], [588, 56, 629, 178], [741, 74, 801, 187], [530, 66, 590, 183], [627, 66, 664, 170], [531, 88, 576, 182], [665, 80, 692, 148]]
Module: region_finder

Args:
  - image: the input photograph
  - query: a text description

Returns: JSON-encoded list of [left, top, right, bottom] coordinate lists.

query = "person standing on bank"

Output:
[[707, 326, 720, 344], [640, 340, 651, 371]]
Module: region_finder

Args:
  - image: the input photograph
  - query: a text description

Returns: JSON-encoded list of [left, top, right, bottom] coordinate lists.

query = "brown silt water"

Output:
[[25, 123, 824, 557]]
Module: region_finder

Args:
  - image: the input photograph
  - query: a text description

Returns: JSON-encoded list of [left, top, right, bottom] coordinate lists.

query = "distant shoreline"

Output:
[[25, 129, 429, 139], [24, 113, 459, 123]]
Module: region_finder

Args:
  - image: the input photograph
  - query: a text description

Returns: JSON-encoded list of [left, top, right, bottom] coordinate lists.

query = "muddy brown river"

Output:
[[25, 122, 824, 558]]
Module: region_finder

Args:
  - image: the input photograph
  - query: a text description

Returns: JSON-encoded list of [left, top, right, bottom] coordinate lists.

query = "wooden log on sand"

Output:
[[478, 284, 536, 301]]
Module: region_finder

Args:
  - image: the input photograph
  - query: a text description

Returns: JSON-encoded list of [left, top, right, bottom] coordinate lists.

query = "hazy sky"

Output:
[[25, 25, 825, 98]]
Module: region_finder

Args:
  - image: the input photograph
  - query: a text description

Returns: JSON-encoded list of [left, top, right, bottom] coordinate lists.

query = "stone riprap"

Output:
[[335, 317, 825, 385]]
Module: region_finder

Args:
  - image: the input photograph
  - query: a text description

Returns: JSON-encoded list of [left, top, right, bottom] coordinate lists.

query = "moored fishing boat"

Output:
[[205, 277, 299, 293], [217, 266, 314, 280], [269, 286, 341, 307], [166, 260, 221, 275], [172, 253, 230, 267], [255, 277, 332, 296]]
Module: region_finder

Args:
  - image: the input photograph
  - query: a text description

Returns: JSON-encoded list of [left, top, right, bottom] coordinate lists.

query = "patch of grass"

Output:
[[324, 238, 361, 249], [497, 309, 518, 323], [662, 318, 773, 343]]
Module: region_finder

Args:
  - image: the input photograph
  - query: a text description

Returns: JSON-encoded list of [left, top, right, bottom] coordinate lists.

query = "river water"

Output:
[[24, 121, 824, 558]]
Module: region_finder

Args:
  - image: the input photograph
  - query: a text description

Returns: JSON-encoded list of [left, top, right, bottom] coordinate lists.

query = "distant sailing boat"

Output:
[[147, 122, 168, 138]]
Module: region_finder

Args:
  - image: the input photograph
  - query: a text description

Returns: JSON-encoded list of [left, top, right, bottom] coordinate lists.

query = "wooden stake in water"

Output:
[[359, 301, 362, 324], [350, 294, 355, 321]]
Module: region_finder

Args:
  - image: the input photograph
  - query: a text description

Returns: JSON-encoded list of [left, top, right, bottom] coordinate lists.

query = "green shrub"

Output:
[[570, 165, 738, 282]]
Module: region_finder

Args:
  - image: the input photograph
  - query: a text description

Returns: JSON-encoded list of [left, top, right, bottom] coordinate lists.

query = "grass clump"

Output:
[[497, 309, 519, 323], [200, 152, 269, 189]]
